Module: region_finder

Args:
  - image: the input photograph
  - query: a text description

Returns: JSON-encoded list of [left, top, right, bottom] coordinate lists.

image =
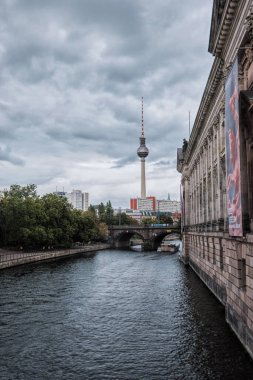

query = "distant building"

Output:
[[130, 196, 156, 211], [114, 208, 142, 223], [114, 208, 157, 224], [67, 190, 90, 211], [54, 191, 68, 198], [156, 199, 180, 213], [130, 196, 180, 213], [83, 192, 89, 211]]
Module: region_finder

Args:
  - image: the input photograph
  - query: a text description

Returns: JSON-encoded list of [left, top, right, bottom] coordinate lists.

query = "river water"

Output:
[[1, 248, 253, 380]]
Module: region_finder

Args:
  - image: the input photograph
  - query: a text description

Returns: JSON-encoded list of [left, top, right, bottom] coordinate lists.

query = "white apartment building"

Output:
[[156, 199, 180, 213], [67, 190, 89, 211]]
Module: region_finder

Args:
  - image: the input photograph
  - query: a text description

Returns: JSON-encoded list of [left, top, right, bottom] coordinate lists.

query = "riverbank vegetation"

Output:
[[0, 185, 138, 250], [0, 185, 106, 249], [0, 184, 177, 250]]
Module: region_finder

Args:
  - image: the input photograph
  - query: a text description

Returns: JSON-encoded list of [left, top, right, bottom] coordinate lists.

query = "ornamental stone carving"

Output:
[[219, 155, 226, 173], [238, 63, 245, 85], [222, 63, 232, 85], [220, 101, 225, 123], [213, 115, 220, 129], [245, 6, 253, 39], [208, 127, 214, 140]]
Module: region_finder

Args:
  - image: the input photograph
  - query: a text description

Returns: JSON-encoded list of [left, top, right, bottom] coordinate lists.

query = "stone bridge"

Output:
[[109, 225, 181, 251]]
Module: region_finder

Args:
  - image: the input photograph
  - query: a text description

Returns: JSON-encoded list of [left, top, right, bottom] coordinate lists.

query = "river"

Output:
[[1, 248, 253, 379]]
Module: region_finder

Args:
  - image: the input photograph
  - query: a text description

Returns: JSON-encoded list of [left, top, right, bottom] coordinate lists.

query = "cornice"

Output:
[[209, 0, 240, 57], [184, 57, 224, 164], [245, 5, 253, 39]]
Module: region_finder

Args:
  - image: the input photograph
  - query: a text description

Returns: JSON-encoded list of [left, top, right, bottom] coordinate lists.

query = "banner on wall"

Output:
[[225, 58, 243, 236], [180, 184, 184, 232]]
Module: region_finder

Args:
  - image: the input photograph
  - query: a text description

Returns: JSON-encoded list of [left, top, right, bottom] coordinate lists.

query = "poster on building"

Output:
[[225, 58, 243, 236], [180, 184, 184, 232]]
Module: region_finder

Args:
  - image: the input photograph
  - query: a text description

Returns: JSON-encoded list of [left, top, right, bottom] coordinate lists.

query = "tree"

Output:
[[159, 214, 173, 225], [88, 204, 96, 215], [0, 185, 114, 249], [105, 201, 114, 225], [97, 222, 108, 242], [5, 184, 37, 199], [113, 212, 138, 226], [141, 217, 154, 226], [98, 202, 106, 222]]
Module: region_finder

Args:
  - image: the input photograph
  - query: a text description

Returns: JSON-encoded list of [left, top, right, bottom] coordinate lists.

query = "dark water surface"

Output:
[[1, 249, 253, 380]]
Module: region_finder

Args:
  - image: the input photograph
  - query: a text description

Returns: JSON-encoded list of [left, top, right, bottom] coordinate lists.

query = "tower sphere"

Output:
[[137, 145, 149, 158]]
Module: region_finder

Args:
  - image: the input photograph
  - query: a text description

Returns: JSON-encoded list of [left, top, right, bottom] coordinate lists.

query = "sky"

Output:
[[0, 0, 214, 208]]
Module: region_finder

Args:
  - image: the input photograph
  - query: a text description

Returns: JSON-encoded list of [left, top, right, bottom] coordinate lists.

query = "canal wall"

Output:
[[0, 243, 111, 270], [182, 231, 253, 359]]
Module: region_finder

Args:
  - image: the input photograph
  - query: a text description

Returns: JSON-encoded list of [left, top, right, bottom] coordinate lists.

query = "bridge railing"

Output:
[[108, 224, 178, 230]]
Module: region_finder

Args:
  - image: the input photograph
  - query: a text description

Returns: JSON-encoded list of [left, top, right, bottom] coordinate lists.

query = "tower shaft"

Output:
[[141, 158, 146, 198]]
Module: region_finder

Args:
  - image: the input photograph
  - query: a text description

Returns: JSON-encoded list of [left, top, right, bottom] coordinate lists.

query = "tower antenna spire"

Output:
[[141, 96, 144, 137]]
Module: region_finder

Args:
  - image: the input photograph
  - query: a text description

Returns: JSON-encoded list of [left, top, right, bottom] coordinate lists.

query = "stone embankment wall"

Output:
[[0, 243, 111, 270], [182, 232, 253, 359]]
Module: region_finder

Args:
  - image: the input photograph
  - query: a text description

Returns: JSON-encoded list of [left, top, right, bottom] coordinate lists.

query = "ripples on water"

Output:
[[1, 248, 253, 380]]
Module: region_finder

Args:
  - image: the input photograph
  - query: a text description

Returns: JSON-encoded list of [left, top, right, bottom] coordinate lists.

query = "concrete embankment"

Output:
[[0, 243, 111, 270]]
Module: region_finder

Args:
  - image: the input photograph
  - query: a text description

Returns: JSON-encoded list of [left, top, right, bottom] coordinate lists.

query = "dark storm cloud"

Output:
[[0, 0, 213, 205]]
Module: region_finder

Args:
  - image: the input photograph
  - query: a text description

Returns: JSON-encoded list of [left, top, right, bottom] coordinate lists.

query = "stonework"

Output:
[[178, 0, 253, 358]]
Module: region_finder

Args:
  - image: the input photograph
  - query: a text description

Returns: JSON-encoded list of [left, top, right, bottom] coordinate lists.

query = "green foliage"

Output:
[[93, 201, 114, 226], [88, 204, 96, 215], [5, 184, 37, 199], [97, 202, 106, 222], [141, 217, 155, 226], [158, 214, 173, 224], [105, 201, 113, 225], [0, 184, 107, 249], [112, 212, 138, 226], [90, 201, 138, 226]]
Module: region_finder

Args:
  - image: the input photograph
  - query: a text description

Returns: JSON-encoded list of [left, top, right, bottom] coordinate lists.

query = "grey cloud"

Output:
[[153, 160, 171, 168], [0, 0, 214, 205], [0, 146, 24, 166], [111, 155, 137, 168]]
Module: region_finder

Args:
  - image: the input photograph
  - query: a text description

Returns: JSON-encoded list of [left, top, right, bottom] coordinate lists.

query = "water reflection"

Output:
[[0, 249, 253, 380]]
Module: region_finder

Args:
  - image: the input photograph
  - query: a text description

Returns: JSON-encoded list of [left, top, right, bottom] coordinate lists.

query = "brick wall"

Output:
[[181, 231, 253, 358]]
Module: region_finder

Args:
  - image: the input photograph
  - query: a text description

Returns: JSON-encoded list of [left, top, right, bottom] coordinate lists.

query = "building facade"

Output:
[[177, 1, 253, 358], [156, 199, 180, 213], [130, 196, 156, 211], [67, 190, 90, 211]]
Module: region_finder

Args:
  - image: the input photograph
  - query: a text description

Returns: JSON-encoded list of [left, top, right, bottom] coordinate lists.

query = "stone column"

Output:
[[208, 127, 214, 223], [183, 177, 190, 226], [215, 116, 221, 222], [204, 139, 209, 223]]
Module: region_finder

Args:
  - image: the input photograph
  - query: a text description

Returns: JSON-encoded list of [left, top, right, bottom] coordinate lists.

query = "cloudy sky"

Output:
[[0, 0, 214, 207]]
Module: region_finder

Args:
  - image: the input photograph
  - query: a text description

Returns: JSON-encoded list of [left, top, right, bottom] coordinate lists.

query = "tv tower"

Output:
[[137, 97, 149, 198]]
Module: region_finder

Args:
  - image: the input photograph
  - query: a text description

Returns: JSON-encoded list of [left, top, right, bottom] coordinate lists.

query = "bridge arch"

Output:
[[109, 225, 181, 251], [114, 231, 145, 249], [151, 232, 181, 250]]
